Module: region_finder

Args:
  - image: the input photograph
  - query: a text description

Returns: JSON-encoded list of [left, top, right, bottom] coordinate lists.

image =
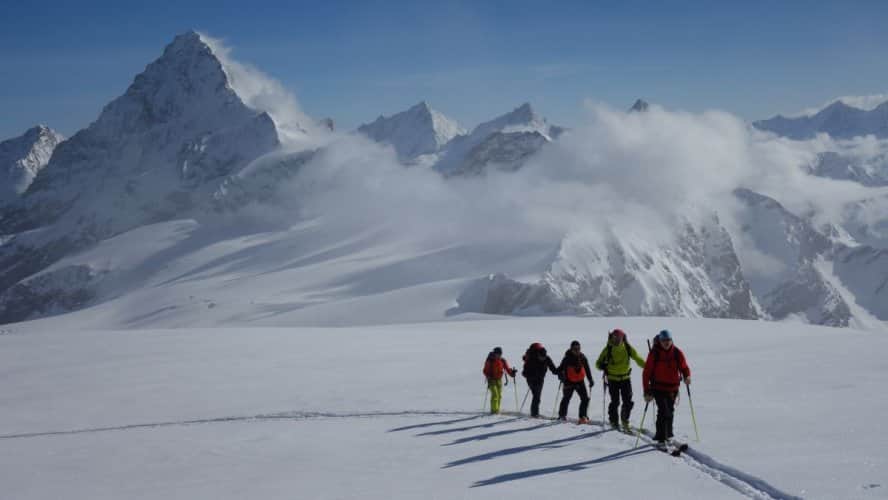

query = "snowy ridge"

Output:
[[0, 125, 64, 204], [754, 99, 888, 139]]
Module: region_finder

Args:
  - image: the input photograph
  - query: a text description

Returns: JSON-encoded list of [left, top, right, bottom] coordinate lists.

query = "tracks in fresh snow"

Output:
[[1, 410, 801, 499], [0, 410, 477, 440], [630, 427, 802, 500]]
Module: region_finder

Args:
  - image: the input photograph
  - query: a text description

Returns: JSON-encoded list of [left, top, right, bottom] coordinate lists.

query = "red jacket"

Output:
[[642, 343, 690, 392], [483, 355, 514, 380]]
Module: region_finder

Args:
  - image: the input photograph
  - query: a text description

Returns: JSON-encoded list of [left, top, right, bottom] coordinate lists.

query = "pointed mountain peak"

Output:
[[471, 102, 545, 138], [407, 101, 433, 114], [0, 124, 64, 200], [629, 99, 650, 113], [820, 100, 857, 114], [509, 102, 536, 121], [358, 101, 464, 160]]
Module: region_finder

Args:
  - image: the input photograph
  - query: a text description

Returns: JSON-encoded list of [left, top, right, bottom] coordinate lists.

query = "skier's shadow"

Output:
[[443, 428, 614, 468], [413, 417, 523, 437], [470, 445, 656, 487], [442, 421, 560, 446], [387, 415, 486, 433]]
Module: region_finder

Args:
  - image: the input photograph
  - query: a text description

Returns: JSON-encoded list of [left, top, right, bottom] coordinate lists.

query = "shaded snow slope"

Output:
[[1, 317, 885, 499]]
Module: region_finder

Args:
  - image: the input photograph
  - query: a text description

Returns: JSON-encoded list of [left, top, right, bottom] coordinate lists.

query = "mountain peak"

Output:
[[408, 101, 433, 114], [629, 99, 650, 113], [0, 125, 64, 201], [358, 102, 464, 160]]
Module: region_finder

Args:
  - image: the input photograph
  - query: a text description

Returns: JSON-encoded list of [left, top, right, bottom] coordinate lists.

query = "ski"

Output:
[[656, 441, 688, 457]]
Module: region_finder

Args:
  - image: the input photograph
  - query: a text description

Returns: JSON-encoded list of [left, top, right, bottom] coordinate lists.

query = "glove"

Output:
[[589, 379, 595, 388], [644, 392, 653, 403], [685, 376, 691, 386], [510, 368, 518, 377], [558, 373, 565, 383]]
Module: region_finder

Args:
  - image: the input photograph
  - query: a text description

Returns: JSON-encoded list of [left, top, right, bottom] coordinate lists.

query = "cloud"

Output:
[[198, 32, 324, 147], [260, 100, 887, 270]]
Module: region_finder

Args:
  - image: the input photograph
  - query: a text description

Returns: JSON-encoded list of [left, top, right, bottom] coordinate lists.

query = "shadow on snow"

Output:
[[444, 428, 615, 468], [471, 446, 657, 487]]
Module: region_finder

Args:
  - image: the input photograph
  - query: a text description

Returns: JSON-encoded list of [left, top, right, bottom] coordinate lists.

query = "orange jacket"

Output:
[[483, 355, 515, 380]]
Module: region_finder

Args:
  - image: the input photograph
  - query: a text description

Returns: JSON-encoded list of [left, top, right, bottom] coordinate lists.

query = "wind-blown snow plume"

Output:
[[199, 32, 321, 146]]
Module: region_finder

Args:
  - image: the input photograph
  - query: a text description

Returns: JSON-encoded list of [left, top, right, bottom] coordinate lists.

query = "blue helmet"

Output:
[[658, 329, 673, 341]]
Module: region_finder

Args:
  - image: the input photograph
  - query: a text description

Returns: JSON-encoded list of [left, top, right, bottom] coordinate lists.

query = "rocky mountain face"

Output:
[[456, 215, 760, 320], [0, 31, 286, 323], [754, 100, 888, 140], [357, 101, 563, 176], [433, 103, 563, 176], [0, 125, 64, 204], [805, 151, 888, 186], [456, 188, 887, 328]]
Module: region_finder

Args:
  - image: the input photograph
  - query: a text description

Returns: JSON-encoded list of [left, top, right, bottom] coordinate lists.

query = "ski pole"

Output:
[[551, 381, 563, 418], [513, 376, 519, 412], [519, 387, 530, 413], [686, 380, 700, 442], [482, 383, 489, 412], [634, 337, 653, 447], [634, 400, 649, 448], [602, 373, 608, 430]]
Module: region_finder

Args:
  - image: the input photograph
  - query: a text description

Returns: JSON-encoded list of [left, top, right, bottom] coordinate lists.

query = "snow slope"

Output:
[[1, 317, 885, 499]]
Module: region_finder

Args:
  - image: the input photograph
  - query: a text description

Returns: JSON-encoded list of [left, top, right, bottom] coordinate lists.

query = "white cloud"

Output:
[[198, 32, 324, 147]]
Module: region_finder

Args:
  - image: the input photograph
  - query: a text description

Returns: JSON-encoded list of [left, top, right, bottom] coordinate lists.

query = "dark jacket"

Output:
[[557, 350, 594, 385], [522, 347, 558, 381]]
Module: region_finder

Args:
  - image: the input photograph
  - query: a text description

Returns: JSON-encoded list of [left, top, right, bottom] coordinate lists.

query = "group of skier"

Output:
[[482, 329, 691, 445]]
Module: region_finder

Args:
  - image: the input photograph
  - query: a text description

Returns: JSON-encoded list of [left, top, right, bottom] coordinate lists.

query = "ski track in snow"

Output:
[[631, 427, 803, 500], [1, 409, 802, 499]]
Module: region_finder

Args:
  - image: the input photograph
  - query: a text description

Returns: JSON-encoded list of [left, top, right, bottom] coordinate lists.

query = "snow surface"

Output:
[[1, 316, 886, 499]]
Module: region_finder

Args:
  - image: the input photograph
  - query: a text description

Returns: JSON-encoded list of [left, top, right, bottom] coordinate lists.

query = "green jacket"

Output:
[[595, 341, 645, 382]]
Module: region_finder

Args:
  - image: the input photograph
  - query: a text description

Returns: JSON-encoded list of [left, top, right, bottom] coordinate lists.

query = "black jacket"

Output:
[[557, 350, 594, 385], [522, 348, 558, 381]]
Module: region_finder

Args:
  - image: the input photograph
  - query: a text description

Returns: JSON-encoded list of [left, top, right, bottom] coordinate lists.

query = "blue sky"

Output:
[[2, 0, 887, 139]]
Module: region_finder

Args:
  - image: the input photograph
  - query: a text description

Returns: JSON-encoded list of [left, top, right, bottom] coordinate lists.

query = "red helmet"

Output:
[[531, 342, 543, 350], [610, 329, 626, 340]]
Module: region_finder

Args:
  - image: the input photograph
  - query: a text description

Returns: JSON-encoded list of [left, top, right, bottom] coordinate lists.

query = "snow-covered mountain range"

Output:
[[0, 31, 885, 330], [754, 99, 888, 139]]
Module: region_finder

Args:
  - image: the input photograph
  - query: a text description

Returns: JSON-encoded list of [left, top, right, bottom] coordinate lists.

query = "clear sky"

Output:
[[2, 0, 887, 139]]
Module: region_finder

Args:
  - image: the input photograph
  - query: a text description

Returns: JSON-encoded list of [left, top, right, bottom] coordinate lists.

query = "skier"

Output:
[[642, 330, 691, 446], [556, 340, 595, 423], [483, 347, 517, 415], [521, 342, 558, 418], [595, 328, 645, 431]]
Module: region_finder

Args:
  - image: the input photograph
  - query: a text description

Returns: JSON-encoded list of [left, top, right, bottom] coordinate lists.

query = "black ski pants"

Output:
[[607, 379, 634, 423], [559, 381, 590, 419], [652, 389, 677, 442], [527, 378, 545, 417]]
